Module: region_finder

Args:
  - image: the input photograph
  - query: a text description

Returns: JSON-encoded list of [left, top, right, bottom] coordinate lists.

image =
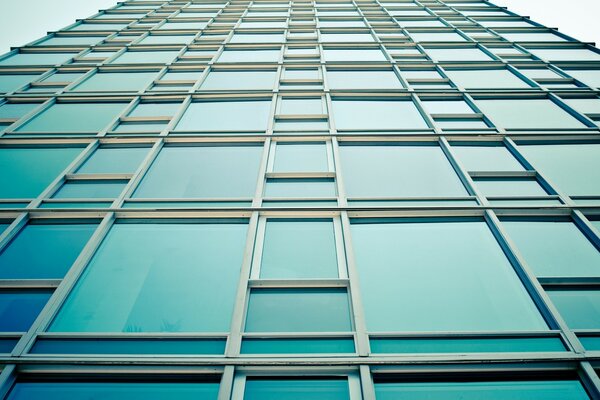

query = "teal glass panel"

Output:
[[52, 181, 126, 199], [16, 103, 128, 132], [425, 47, 493, 61], [518, 144, 600, 196], [123, 201, 252, 208], [474, 99, 586, 129], [41, 72, 84, 83], [40, 202, 112, 209], [72, 72, 157, 92], [474, 178, 548, 197], [50, 223, 248, 332], [230, 34, 285, 43], [200, 71, 277, 90], [422, 100, 474, 114], [133, 146, 262, 198], [332, 100, 427, 130], [348, 199, 477, 206], [323, 49, 387, 62], [241, 338, 354, 354], [0, 103, 39, 119], [501, 221, 600, 277], [112, 122, 166, 133], [160, 22, 208, 30], [339, 145, 467, 198], [351, 221, 547, 332], [0, 53, 76, 66], [326, 70, 403, 89], [69, 23, 128, 31], [0, 290, 52, 331], [244, 379, 349, 400], [279, 98, 323, 115], [273, 143, 328, 172], [262, 200, 338, 207], [0, 147, 82, 198], [436, 119, 489, 130], [580, 336, 600, 351], [0, 74, 40, 93], [30, 338, 226, 355], [370, 337, 565, 353], [260, 220, 338, 279], [374, 380, 590, 400], [6, 382, 219, 400], [321, 33, 374, 43], [139, 35, 194, 45], [77, 147, 150, 174], [547, 290, 600, 329], [38, 36, 105, 45], [445, 69, 531, 89], [0, 338, 18, 353], [218, 50, 280, 63], [451, 145, 524, 171], [245, 288, 352, 332], [175, 101, 271, 131], [110, 51, 180, 64], [129, 103, 181, 117], [264, 178, 336, 198], [0, 223, 96, 279]]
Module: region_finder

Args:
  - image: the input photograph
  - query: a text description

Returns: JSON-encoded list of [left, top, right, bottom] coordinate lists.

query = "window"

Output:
[[517, 144, 600, 196], [175, 101, 272, 132], [258, 220, 339, 278], [0, 290, 52, 331], [321, 33, 375, 43], [332, 100, 428, 130], [243, 378, 350, 399], [0, 147, 83, 198], [110, 51, 180, 64], [38, 35, 106, 46], [230, 33, 285, 43], [473, 178, 548, 197], [339, 144, 466, 198], [351, 220, 547, 332], [547, 290, 600, 329], [424, 47, 493, 61], [133, 145, 263, 199], [273, 143, 328, 172], [245, 288, 352, 332], [50, 222, 248, 332], [71, 71, 158, 92], [323, 49, 387, 62], [474, 99, 586, 129], [501, 220, 600, 278], [527, 48, 600, 62], [200, 70, 277, 90], [52, 181, 127, 199], [264, 178, 337, 198], [326, 70, 403, 89], [0, 74, 41, 93], [0, 52, 76, 66], [217, 49, 281, 63], [565, 69, 600, 88], [445, 68, 531, 89], [410, 31, 466, 42], [16, 103, 128, 132], [77, 147, 150, 174], [139, 35, 195, 45], [452, 145, 524, 171], [501, 32, 566, 42], [0, 223, 97, 279]]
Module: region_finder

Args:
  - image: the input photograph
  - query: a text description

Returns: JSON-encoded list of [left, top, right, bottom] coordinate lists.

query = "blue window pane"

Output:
[[273, 143, 328, 172], [50, 222, 248, 332], [175, 101, 272, 132], [241, 338, 355, 354], [110, 51, 180, 64], [374, 380, 590, 400], [245, 288, 352, 332], [0, 103, 40, 119], [0, 290, 52, 331], [0, 147, 82, 198], [351, 220, 547, 332], [260, 220, 338, 279], [134, 146, 262, 199], [244, 379, 350, 400], [502, 221, 600, 277], [264, 178, 337, 198], [200, 71, 277, 90], [0, 53, 76, 66], [547, 290, 600, 329], [340, 145, 467, 198], [16, 103, 128, 132], [332, 100, 428, 130], [370, 337, 565, 354], [72, 72, 158, 92], [327, 70, 403, 90], [0, 74, 41, 93], [52, 181, 126, 199], [76, 147, 150, 174], [0, 223, 97, 279], [6, 382, 219, 400], [0, 338, 18, 353], [451, 145, 525, 172]]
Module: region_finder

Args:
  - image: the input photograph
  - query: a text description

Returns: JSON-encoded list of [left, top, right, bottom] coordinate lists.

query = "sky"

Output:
[[0, 0, 599, 54]]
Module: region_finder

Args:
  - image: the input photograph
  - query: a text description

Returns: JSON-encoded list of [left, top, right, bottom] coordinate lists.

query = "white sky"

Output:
[[0, 0, 599, 54]]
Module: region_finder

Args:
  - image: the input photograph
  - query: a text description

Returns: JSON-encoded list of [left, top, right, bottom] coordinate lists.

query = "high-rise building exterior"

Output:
[[0, 0, 599, 398]]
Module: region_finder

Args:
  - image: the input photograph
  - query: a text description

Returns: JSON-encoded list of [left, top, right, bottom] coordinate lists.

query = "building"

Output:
[[0, 0, 599, 398]]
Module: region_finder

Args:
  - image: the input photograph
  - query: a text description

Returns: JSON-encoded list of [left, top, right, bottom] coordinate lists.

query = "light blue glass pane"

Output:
[[0, 74, 41, 93], [230, 34, 284, 43], [323, 49, 387, 62], [351, 221, 547, 332], [244, 379, 349, 400], [339, 145, 467, 198], [502, 221, 600, 277], [218, 50, 280, 63], [326, 70, 403, 89], [0, 147, 82, 198], [50, 223, 247, 332], [548, 290, 600, 329], [0, 290, 52, 331], [474, 178, 547, 197], [38, 36, 105, 46], [72, 72, 157, 92], [264, 179, 336, 198], [113, 122, 165, 133], [260, 220, 338, 279], [321, 33, 374, 43], [445, 69, 531, 88], [42, 72, 84, 83], [0, 53, 76, 66], [110, 51, 179, 64], [474, 99, 586, 129], [262, 200, 338, 207], [175, 101, 271, 131], [30, 338, 226, 355], [437, 119, 489, 130], [245, 288, 352, 332], [200, 71, 277, 90], [410, 32, 466, 42], [6, 382, 219, 400], [16, 103, 128, 132], [452, 145, 524, 171], [425, 47, 493, 61], [528, 48, 600, 61], [52, 181, 126, 199], [133, 146, 262, 198], [139, 35, 194, 44], [518, 144, 600, 196], [374, 380, 590, 400], [69, 23, 128, 31], [123, 201, 252, 208], [566, 70, 600, 88], [332, 100, 427, 130], [502, 32, 566, 42], [489, 199, 562, 206], [593, 221, 600, 232], [77, 147, 150, 174], [0, 224, 96, 279], [241, 338, 354, 354], [279, 99, 323, 115], [40, 202, 112, 209], [274, 143, 328, 172], [130, 103, 181, 117], [160, 22, 208, 30], [274, 120, 329, 131], [370, 337, 565, 353], [422, 101, 473, 114], [0, 103, 39, 119]]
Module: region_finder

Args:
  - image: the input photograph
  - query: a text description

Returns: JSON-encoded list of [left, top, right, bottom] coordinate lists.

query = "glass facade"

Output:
[[0, 0, 599, 398]]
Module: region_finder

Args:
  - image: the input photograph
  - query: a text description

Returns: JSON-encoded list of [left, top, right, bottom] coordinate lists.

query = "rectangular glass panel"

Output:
[[264, 178, 336, 198], [273, 143, 328, 172], [72, 72, 157, 92], [77, 147, 150, 174], [332, 100, 428, 130], [474, 178, 548, 197], [370, 337, 565, 353], [244, 379, 350, 400], [0, 290, 52, 331], [200, 71, 277, 90], [326, 70, 403, 89], [16, 103, 128, 132], [52, 181, 126, 199], [451, 145, 524, 171], [547, 290, 600, 329], [445, 69, 531, 89], [175, 101, 272, 131], [241, 338, 354, 354]]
